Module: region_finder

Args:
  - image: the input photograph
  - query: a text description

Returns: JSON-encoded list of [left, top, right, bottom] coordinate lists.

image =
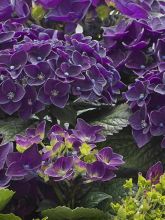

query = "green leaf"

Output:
[[96, 5, 110, 21], [42, 206, 107, 220], [73, 207, 107, 220], [50, 106, 77, 126], [0, 118, 36, 142], [0, 214, 21, 220], [33, 218, 48, 220], [31, 4, 45, 22], [100, 179, 128, 204], [0, 189, 15, 211], [42, 206, 72, 220], [82, 192, 111, 208], [81, 179, 127, 213], [93, 104, 131, 136]]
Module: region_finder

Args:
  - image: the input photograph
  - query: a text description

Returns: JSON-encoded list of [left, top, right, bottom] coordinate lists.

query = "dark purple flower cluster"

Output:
[[123, 36, 165, 147], [0, 20, 123, 119], [1, 0, 112, 33], [0, 119, 124, 186], [0, 0, 31, 23], [103, 17, 165, 74], [111, 0, 165, 19], [126, 69, 165, 148], [103, 16, 165, 148], [36, 0, 92, 32]]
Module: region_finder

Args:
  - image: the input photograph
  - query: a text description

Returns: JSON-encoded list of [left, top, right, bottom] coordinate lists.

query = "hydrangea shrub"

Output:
[[0, 0, 164, 219]]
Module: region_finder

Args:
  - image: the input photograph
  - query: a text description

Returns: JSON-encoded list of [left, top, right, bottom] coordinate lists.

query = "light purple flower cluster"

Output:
[[0, 119, 124, 186], [0, 20, 123, 119]]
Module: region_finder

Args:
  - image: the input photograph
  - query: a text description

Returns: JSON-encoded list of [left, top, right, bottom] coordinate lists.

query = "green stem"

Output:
[[53, 183, 65, 205]]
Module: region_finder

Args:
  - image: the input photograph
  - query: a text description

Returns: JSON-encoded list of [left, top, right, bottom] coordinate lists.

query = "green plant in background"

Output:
[[42, 206, 108, 220], [0, 188, 21, 220], [111, 173, 165, 220]]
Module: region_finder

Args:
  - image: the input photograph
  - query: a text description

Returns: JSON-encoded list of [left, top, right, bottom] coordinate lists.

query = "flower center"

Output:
[[64, 72, 69, 76], [21, 76, 28, 87], [23, 164, 30, 170], [37, 56, 42, 61], [0, 75, 4, 81], [148, 47, 154, 53], [7, 92, 15, 100], [51, 90, 59, 97], [140, 65, 145, 69], [91, 79, 95, 84], [141, 120, 147, 129], [28, 99, 33, 106], [139, 93, 145, 100], [37, 73, 45, 80], [159, 123, 164, 128], [57, 169, 67, 176], [76, 86, 81, 91], [10, 65, 15, 70]]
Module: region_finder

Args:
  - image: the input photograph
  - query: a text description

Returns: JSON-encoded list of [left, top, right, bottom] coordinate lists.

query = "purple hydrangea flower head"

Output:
[[28, 44, 51, 64], [146, 161, 163, 184], [129, 105, 152, 148], [0, 79, 25, 115], [87, 65, 107, 96], [6, 144, 42, 178], [18, 86, 44, 119], [125, 51, 149, 76], [55, 62, 83, 82], [0, 0, 13, 22], [97, 147, 124, 168], [44, 156, 74, 181], [37, 0, 62, 9], [86, 161, 116, 181], [125, 81, 149, 108], [0, 24, 122, 118], [112, 0, 149, 19], [150, 106, 165, 136], [16, 121, 46, 152], [38, 79, 70, 108], [3, 120, 124, 184], [72, 50, 92, 71], [72, 118, 105, 143], [24, 62, 51, 86], [0, 50, 27, 79], [43, 0, 91, 32]]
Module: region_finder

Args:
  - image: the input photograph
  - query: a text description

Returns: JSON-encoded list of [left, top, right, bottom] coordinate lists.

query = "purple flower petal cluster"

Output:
[[111, 0, 165, 19], [36, 0, 92, 32], [0, 142, 13, 187], [0, 0, 31, 23], [102, 18, 165, 74], [125, 66, 165, 148], [4, 119, 124, 184], [146, 161, 163, 184], [103, 16, 165, 148], [0, 20, 123, 119]]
